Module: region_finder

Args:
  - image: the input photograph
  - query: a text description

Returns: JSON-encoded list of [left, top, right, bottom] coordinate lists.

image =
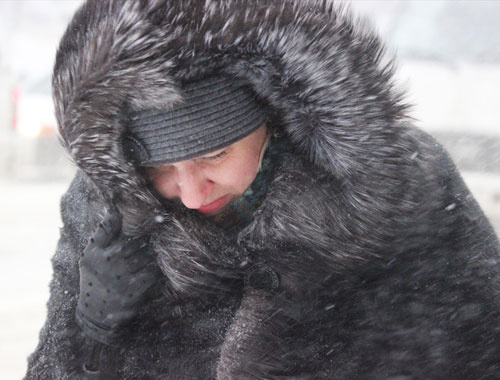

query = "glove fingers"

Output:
[[128, 270, 160, 294], [116, 238, 155, 274], [96, 272, 158, 313], [105, 237, 152, 267], [110, 270, 159, 295], [120, 237, 149, 259], [101, 236, 143, 259], [92, 209, 122, 248], [127, 258, 154, 275]]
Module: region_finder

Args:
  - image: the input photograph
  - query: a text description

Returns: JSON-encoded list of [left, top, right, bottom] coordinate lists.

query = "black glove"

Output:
[[76, 209, 160, 346]]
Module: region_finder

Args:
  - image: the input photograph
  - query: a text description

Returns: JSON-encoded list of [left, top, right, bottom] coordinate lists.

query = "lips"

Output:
[[197, 195, 230, 214]]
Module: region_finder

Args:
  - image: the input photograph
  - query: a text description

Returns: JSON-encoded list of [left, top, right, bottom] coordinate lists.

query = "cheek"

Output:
[[218, 155, 260, 194], [150, 172, 178, 199], [238, 164, 259, 189]]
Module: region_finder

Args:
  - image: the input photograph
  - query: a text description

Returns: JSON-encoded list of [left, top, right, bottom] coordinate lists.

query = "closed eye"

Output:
[[201, 150, 227, 161]]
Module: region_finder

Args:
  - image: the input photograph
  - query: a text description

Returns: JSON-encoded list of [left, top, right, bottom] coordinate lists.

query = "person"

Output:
[[26, 0, 500, 379]]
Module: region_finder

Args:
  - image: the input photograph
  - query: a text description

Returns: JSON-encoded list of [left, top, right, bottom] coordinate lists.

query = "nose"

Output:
[[176, 163, 214, 209]]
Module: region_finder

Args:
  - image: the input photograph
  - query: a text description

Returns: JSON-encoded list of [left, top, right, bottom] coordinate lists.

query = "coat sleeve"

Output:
[[24, 172, 108, 379]]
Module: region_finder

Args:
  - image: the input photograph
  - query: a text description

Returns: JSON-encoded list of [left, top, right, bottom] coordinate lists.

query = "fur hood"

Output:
[[54, 0, 408, 225], [53, 0, 426, 300]]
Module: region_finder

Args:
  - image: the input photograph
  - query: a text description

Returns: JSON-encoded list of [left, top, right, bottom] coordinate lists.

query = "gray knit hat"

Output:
[[124, 75, 267, 166]]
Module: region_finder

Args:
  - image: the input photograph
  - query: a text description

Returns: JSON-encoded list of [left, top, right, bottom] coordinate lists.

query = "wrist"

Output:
[[75, 307, 121, 346]]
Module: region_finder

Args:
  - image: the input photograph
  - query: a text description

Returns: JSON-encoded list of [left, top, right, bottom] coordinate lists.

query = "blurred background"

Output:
[[0, 0, 499, 378]]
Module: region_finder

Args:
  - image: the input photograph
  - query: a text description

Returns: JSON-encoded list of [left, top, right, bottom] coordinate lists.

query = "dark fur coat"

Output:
[[26, 0, 500, 379]]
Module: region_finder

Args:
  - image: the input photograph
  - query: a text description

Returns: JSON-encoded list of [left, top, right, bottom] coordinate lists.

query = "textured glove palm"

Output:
[[76, 210, 160, 346]]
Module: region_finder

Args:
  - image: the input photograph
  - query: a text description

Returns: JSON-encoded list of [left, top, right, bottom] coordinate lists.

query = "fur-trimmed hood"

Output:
[[54, 0, 408, 230]]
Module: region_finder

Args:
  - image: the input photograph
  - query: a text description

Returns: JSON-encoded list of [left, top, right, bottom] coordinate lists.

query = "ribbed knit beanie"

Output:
[[124, 75, 267, 166]]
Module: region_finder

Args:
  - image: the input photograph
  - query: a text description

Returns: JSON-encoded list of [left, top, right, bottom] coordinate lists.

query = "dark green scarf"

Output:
[[213, 136, 289, 234]]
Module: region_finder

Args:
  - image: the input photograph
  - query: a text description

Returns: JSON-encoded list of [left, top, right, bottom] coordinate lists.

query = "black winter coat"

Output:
[[26, 1, 500, 379]]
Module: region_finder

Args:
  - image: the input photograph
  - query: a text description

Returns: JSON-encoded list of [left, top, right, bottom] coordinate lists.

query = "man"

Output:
[[26, 0, 500, 379]]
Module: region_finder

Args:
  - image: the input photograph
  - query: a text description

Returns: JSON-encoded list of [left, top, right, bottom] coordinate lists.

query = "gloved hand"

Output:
[[76, 209, 161, 346]]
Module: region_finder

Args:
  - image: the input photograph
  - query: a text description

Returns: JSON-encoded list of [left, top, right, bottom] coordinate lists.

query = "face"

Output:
[[147, 124, 269, 215]]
